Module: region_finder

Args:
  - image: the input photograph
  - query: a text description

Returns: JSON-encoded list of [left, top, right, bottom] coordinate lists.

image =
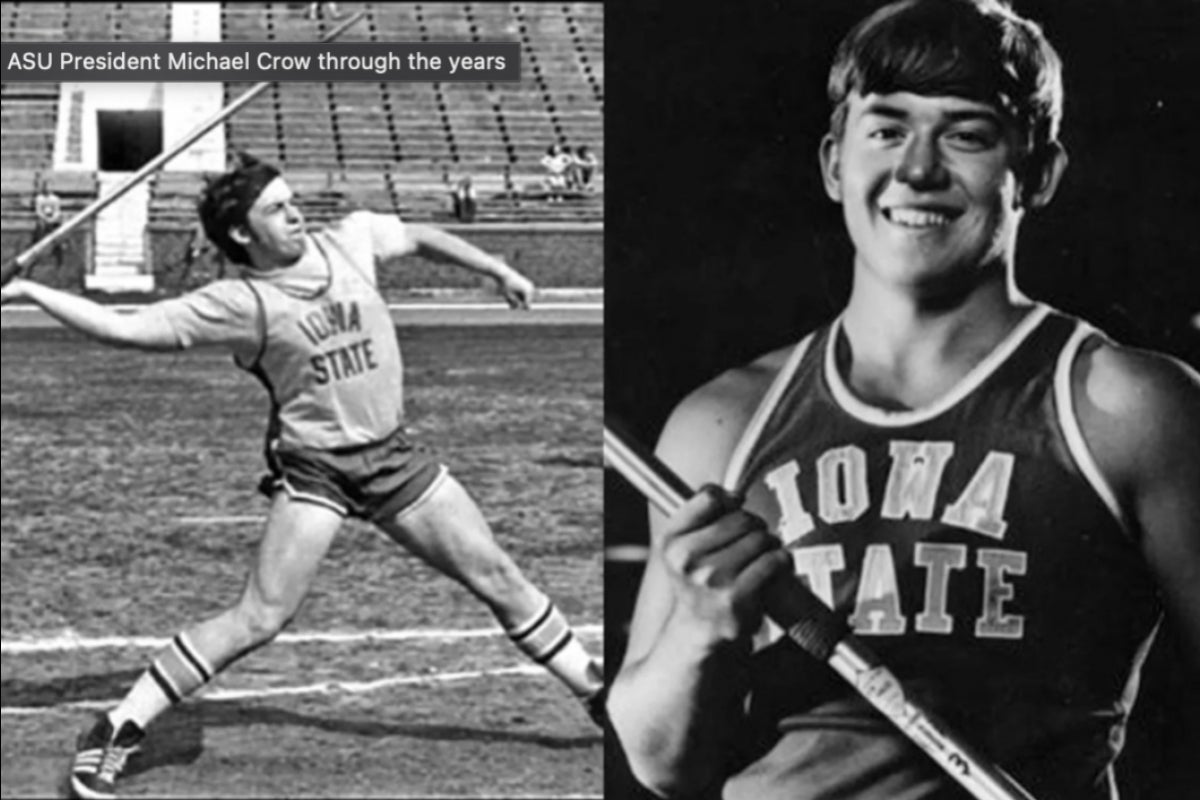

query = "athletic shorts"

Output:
[[257, 427, 447, 522]]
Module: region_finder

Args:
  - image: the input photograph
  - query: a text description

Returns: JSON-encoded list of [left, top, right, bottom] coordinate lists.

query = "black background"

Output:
[[604, 1, 1200, 797]]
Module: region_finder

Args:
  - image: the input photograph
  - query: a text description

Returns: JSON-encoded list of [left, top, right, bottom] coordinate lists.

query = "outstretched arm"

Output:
[[405, 223, 535, 309], [0, 278, 178, 351]]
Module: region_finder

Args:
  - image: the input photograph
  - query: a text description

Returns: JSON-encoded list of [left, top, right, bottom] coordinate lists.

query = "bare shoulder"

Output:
[[1075, 340, 1200, 667], [1073, 338, 1200, 494], [656, 343, 797, 490]]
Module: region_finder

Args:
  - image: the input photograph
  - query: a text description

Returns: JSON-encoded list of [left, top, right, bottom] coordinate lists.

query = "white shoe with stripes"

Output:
[[69, 715, 144, 800]]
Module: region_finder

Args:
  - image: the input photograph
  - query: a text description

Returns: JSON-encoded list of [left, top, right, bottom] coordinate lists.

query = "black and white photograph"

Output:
[[605, 1, 1199, 799], [1, 3, 603, 798]]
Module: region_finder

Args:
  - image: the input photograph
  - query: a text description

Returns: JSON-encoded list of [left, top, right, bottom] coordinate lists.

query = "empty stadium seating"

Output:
[[2, 3, 603, 226]]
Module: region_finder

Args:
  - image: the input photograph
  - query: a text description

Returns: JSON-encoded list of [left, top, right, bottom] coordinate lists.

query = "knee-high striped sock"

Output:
[[108, 633, 217, 731], [507, 596, 603, 699]]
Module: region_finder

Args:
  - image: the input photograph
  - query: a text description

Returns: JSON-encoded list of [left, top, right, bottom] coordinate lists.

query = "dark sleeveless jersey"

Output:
[[720, 305, 1162, 800]]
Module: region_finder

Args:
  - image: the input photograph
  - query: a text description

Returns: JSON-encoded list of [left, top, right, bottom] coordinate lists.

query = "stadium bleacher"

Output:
[[1, 2, 603, 231]]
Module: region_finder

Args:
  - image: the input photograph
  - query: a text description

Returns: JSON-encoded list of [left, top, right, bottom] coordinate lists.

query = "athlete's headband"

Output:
[[197, 152, 281, 264]]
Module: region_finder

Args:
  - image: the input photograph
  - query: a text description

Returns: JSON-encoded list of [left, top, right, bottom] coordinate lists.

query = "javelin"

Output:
[[603, 420, 1039, 800], [0, 10, 366, 287]]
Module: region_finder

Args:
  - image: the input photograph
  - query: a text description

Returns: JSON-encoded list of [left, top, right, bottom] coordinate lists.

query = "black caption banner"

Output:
[[0, 42, 520, 82]]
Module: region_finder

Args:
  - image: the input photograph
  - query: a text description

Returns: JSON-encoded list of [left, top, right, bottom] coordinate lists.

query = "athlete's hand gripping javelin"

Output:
[[657, 487, 792, 646], [0, 276, 29, 304]]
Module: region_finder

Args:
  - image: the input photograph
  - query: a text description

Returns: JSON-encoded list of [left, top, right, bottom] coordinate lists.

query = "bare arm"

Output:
[[608, 353, 791, 797], [1074, 342, 1200, 785], [1075, 342, 1200, 665], [404, 223, 535, 309], [0, 278, 179, 351]]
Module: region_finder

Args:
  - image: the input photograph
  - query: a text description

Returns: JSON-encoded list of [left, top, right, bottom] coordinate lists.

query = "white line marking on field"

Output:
[[176, 515, 263, 525], [0, 664, 557, 716], [1, 624, 602, 654]]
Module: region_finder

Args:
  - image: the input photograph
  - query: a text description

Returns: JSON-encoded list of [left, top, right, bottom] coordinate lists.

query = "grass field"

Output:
[[0, 324, 603, 798]]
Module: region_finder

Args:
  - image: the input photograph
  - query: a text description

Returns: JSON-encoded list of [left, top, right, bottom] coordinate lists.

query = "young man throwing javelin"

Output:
[[1, 154, 604, 800], [608, 1, 1199, 798]]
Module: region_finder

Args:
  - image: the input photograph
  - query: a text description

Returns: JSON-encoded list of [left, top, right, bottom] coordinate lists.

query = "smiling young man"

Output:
[[2, 154, 604, 799], [607, 1, 1200, 798]]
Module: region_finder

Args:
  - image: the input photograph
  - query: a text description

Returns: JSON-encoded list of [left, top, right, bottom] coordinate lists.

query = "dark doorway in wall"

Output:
[[97, 109, 162, 171]]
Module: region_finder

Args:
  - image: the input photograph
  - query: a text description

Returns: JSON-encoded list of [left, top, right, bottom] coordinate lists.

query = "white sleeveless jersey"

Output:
[[152, 211, 413, 449]]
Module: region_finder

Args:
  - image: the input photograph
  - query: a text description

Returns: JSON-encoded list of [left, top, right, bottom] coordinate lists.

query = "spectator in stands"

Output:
[[565, 154, 581, 192], [32, 175, 66, 273], [305, 2, 344, 21], [571, 145, 599, 192], [451, 176, 478, 223], [540, 144, 572, 201]]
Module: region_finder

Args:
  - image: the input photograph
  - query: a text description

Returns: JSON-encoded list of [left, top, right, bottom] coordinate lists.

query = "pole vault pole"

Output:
[[0, 10, 365, 287]]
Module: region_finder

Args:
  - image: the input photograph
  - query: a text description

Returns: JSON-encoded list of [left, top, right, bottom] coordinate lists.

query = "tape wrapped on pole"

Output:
[[0, 11, 366, 288]]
